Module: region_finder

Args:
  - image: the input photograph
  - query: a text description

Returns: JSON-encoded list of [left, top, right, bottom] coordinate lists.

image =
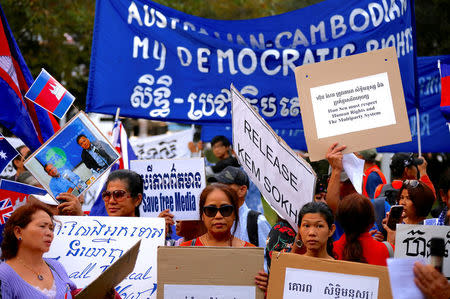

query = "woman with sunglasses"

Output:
[[397, 180, 435, 225], [180, 183, 254, 247]]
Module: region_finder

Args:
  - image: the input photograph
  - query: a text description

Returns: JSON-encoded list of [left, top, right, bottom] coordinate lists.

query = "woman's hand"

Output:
[[369, 229, 384, 242], [414, 262, 450, 299], [255, 270, 269, 292], [158, 209, 175, 233], [57, 193, 84, 216]]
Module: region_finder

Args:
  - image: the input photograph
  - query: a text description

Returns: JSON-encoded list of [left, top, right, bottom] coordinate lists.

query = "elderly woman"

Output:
[[180, 183, 253, 247], [0, 203, 77, 297]]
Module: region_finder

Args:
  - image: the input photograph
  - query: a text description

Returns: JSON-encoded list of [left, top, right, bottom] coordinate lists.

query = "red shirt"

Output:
[[333, 232, 389, 266], [180, 238, 255, 247]]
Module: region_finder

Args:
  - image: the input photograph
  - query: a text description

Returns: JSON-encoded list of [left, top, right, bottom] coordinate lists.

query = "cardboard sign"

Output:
[[75, 240, 141, 298], [294, 47, 411, 161], [24, 111, 120, 201], [157, 246, 265, 299], [395, 224, 450, 279], [130, 128, 194, 160], [267, 253, 392, 299], [130, 158, 206, 220], [231, 85, 316, 231], [44, 216, 165, 299]]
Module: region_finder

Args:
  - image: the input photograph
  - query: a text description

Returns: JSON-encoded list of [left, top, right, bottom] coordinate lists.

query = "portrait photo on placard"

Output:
[[24, 111, 120, 202]]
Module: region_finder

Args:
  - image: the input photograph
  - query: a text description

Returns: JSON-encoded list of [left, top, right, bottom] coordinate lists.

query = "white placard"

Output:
[[44, 216, 165, 298], [130, 128, 194, 160], [395, 224, 450, 279], [164, 284, 255, 299], [231, 85, 316, 232], [131, 158, 206, 220], [283, 268, 379, 299], [310, 72, 396, 139]]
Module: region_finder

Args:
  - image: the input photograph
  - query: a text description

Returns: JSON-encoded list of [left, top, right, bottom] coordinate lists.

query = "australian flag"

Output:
[[0, 134, 18, 173], [0, 4, 59, 152], [25, 69, 75, 119], [0, 179, 46, 242], [440, 61, 450, 129], [89, 119, 134, 216]]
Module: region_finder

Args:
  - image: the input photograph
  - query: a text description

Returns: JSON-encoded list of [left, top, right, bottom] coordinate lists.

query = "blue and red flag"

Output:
[[25, 69, 75, 119], [0, 134, 18, 173], [440, 62, 450, 128], [0, 179, 47, 242], [89, 119, 133, 216], [0, 4, 59, 152]]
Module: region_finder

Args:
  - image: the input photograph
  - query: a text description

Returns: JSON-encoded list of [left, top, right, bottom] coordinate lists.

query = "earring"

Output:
[[18, 237, 22, 241]]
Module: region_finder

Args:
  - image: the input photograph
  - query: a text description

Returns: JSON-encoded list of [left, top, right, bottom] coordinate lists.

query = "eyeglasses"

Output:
[[403, 180, 420, 188], [102, 190, 130, 202], [203, 205, 234, 217]]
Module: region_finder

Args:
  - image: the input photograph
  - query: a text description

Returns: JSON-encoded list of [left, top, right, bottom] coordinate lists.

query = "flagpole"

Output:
[[114, 108, 121, 122], [416, 108, 421, 157]]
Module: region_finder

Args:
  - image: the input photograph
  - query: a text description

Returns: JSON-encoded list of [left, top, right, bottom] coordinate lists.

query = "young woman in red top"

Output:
[[333, 193, 389, 266]]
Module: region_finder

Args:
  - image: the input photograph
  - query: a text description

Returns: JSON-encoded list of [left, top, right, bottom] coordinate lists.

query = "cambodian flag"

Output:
[[0, 179, 47, 242], [440, 62, 450, 127], [0, 134, 18, 173], [0, 4, 59, 151], [25, 69, 75, 119]]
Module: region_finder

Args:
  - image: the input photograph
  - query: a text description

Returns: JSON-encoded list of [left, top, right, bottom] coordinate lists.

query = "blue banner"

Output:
[[202, 55, 450, 153], [87, 0, 415, 130]]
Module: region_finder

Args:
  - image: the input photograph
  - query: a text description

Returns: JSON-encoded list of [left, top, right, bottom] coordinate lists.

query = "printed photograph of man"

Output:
[[77, 134, 116, 173], [44, 163, 85, 198]]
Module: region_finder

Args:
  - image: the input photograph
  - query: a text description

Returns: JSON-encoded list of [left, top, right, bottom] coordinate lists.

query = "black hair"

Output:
[[211, 135, 231, 147], [106, 169, 143, 217], [439, 167, 450, 193], [298, 201, 335, 257], [76, 134, 88, 144], [12, 145, 28, 170]]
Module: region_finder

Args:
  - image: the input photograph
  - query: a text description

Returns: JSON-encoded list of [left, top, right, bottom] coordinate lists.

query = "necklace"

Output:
[[16, 257, 44, 280], [203, 233, 233, 246]]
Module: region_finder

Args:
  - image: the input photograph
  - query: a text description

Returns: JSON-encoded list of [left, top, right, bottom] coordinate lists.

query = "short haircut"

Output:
[[398, 181, 435, 218], [198, 183, 240, 235], [106, 169, 143, 216], [76, 134, 88, 144], [211, 135, 231, 147], [1, 203, 55, 259]]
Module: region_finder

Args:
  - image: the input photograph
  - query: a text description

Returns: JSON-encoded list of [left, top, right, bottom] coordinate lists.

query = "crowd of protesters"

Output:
[[0, 135, 449, 298]]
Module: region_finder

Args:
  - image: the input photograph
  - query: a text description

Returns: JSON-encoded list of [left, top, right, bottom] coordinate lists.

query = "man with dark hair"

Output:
[[210, 135, 240, 173], [208, 166, 271, 248], [44, 163, 83, 198], [374, 153, 436, 202], [425, 167, 450, 225], [77, 134, 116, 173]]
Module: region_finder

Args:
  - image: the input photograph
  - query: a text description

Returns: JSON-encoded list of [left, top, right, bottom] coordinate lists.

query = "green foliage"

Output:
[[1, 0, 448, 112]]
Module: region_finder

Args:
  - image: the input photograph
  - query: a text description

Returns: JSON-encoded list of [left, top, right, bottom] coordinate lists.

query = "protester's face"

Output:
[[77, 136, 91, 149], [17, 210, 54, 253], [299, 213, 333, 253], [201, 189, 235, 236], [15, 147, 30, 170], [104, 179, 141, 217], [44, 164, 59, 177], [399, 189, 416, 219], [212, 142, 228, 160], [314, 192, 327, 204]]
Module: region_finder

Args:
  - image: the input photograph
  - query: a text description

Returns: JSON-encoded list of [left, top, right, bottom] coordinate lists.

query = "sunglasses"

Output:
[[403, 180, 420, 188], [203, 205, 234, 218], [403, 153, 416, 167], [102, 190, 130, 202]]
